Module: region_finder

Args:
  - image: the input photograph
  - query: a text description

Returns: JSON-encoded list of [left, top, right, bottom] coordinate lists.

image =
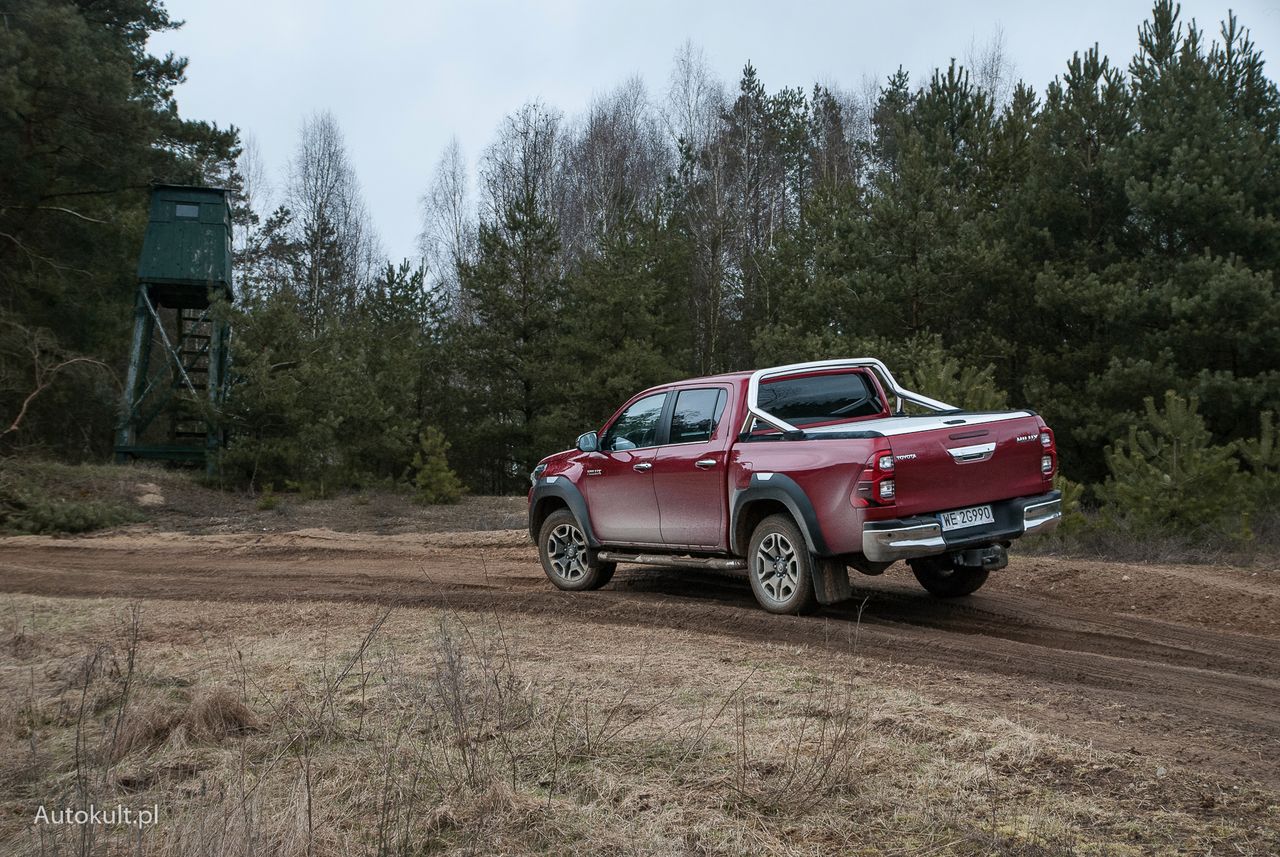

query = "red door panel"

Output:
[[654, 386, 731, 549], [581, 390, 668, 545], [580, 448, 661, 544], [654, 445, 727, 548]]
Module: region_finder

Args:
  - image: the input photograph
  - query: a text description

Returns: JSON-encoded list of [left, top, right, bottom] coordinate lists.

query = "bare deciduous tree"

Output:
[[418, 137, 476, 311], [233, 133, 271, 255], [286, 111, 382, 331], [665, 42, 733, 374], [560, 76, 669, 262], [967, 26, 1016, 107], [479, 102, 565, 231], [664, 40, 726, 153]]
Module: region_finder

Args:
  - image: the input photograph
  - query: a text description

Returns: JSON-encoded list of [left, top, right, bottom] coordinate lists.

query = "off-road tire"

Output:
[[538, 509, 616, 591], [909, 557, 989, 598], [747, 513, 819, 615]]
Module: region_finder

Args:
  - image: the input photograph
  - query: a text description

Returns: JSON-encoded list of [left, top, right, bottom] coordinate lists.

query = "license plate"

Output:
[[939, 505, 995, 532]]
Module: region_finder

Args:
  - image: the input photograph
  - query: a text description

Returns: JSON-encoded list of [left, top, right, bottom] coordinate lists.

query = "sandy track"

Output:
[[2, 527, 1278, 787]]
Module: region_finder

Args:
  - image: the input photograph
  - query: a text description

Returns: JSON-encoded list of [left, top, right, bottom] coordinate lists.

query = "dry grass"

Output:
[[0, 595, 1275, 856], [182, 688, 261, 742]]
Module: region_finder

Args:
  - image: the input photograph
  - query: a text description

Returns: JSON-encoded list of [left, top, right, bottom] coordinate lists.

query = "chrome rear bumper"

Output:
[[861, 492, 1062, 563], [862, 522, 946, 562], [1022, 497, 1062, 535]]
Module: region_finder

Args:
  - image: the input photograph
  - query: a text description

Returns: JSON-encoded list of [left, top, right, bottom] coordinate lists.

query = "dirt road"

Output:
[[2, 527, 1278, 789]]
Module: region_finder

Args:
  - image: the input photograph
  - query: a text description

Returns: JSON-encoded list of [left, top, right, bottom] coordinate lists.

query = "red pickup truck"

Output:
[[527, 359, 1062, 614]]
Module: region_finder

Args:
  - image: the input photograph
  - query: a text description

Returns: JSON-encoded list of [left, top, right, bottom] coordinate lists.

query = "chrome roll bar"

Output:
[[745, 358, 956, 435]]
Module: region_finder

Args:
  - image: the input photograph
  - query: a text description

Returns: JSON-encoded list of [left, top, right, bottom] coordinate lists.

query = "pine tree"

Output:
[[1099, 392, 1251, 541], [1239, 412, 1280, 509], [409, 428, 464, 505], [453, 191, 564, 492], [555, 212, 691, 433], [0, 0, 238, 457]]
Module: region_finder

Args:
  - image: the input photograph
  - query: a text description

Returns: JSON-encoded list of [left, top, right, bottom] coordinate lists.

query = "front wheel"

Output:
[[909, 556, 989, 598], [538, 509, 616, 591], [747, 514, 818, 615]]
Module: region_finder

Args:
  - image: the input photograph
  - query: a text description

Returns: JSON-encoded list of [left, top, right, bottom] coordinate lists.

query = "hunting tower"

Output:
[[114, 185, 233, 469]]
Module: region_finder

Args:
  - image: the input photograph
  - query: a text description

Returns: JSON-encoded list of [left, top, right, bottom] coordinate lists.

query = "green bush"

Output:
[[754, 333, 1012, 414], [214, 268, 441, 494], [256, 490, 279, 511], [1052, 473, 1088, 536], [1239, 411, 1279, 508], [897, 342, 1009, 412], [845, 334, 1010, 412], [1097, 392, 1252, 543], [0, 476, 140, 534], [408, 427, 465, 505]]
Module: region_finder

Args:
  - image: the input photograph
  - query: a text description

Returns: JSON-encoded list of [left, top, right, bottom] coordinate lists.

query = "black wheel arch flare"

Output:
[[729, 473, 830, 557], [529, 479, 600, 547]]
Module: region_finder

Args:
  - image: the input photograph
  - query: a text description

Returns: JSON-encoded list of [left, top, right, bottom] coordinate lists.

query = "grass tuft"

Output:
[[180, 687, 262, 741]]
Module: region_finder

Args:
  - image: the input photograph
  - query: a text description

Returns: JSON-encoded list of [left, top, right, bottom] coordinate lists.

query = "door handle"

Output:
[[633, 462, 652, 472], [695, 458, 717, 469]]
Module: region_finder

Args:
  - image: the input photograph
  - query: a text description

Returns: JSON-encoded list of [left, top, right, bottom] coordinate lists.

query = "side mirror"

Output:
[[576, 431, 599, 453]]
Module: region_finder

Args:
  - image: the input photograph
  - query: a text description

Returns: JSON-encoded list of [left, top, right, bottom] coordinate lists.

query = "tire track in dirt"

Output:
[[1, 530, 1277, 786]]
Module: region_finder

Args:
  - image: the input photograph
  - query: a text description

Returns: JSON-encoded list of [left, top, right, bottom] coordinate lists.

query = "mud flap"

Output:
[[811, 557, 852, 605]]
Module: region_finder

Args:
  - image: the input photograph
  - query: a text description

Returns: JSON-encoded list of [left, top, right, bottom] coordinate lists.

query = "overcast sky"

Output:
[[148, 1, 1280, 264]]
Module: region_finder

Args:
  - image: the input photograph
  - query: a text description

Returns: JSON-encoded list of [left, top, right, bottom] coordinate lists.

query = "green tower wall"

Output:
[[136, 185, 233, 305]]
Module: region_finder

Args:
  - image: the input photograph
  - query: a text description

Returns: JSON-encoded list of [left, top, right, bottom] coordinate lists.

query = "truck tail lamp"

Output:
[[1040, 428, 1056, 480], [853, 449, 896, 507]]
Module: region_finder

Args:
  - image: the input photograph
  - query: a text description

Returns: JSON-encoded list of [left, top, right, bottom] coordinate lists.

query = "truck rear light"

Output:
[[1038, 427, 1057, 479], [853, 449, 896, 507]]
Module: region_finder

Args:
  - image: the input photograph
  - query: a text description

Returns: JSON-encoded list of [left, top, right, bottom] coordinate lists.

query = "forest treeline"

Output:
[[2, 1, 1278, 544]]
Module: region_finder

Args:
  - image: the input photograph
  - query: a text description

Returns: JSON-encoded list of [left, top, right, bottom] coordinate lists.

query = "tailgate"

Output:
[[886, 412, 1047, 516]]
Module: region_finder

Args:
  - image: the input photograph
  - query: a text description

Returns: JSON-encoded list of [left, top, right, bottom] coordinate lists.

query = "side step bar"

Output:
[[596, 551, 746, 570]]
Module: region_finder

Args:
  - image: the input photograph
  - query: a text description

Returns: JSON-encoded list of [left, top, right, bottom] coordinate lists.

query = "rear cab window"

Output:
[[670, 387, 728, 444], [748, 370, 886, 436]]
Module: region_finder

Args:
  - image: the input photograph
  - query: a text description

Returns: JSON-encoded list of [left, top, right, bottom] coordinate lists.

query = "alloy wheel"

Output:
[[754, 531, 799, 605], [546, 522, 588, 582]]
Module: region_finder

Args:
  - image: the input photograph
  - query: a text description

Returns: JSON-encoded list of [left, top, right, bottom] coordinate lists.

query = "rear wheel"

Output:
[[747, 514, 818, 615], [910, 556, 989, 598], [538, 509, 616, 591]]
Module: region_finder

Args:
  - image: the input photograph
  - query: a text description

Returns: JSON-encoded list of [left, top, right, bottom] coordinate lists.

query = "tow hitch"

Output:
[[952, 544, 1008, 571]]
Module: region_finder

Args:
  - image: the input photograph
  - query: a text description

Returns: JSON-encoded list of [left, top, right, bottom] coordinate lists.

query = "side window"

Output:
[[670, 388, 727, 444], [602, 393, 666, 452]]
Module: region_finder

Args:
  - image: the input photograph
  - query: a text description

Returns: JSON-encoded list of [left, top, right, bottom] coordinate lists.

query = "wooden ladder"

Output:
[[170, 309, 212, 441]]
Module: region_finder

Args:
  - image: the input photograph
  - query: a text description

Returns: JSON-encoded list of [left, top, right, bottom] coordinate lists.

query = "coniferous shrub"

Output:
[[1239, 412, 1279, 507], [1052, 474, 1088, 535], [895, 336, 1009, 413], [846, 334, 1010, 412], [1098, 392, 1252, 542], [408, 427, 465, 505], [0, 475, 140, 534]]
